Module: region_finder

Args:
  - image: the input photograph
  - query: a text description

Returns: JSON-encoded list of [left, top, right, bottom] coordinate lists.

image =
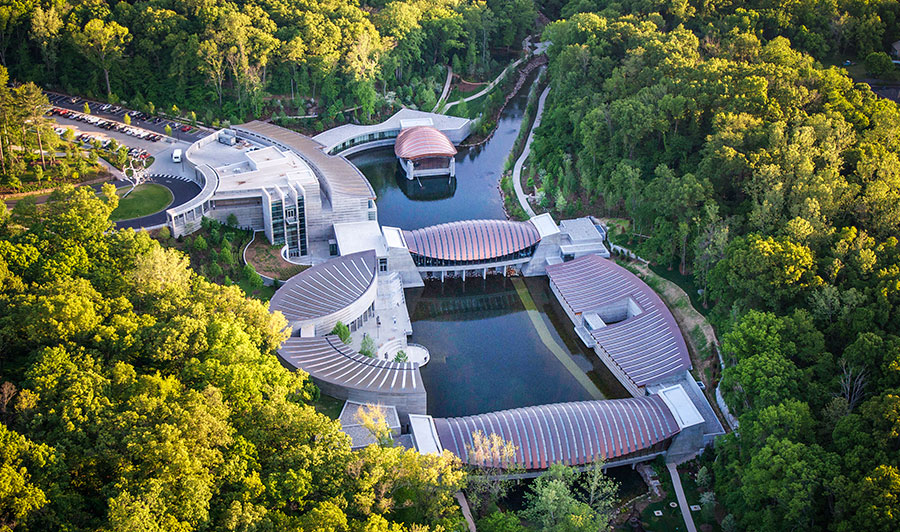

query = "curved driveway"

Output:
[[115, 175, 200, 230]]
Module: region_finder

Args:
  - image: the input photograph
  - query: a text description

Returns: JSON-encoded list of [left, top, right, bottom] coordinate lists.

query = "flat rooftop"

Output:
[[656, 384, 704, 429], [339, 401, 401, 449], [334, 221, 387, 256], [530, 213, 560, 238], [235, 121, 375, 199], [409, 414, 443, 455], [246, 145, 287, 164], [382, 226, 406, 249], [560, 218, 604, 242], [215, 148, 315, 193], [188, 136, 255, 168]]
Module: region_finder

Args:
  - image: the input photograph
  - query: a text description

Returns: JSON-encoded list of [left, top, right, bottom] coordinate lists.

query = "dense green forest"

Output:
[[531, 0, 900, 530], [0, 186, 471, 530], [4, 0, 900, 530], [2, 0, 535, 123]]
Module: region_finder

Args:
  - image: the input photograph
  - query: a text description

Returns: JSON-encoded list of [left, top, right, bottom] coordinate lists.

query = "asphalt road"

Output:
[[114, 175, 200, 229], [44, 91, 210, 143]]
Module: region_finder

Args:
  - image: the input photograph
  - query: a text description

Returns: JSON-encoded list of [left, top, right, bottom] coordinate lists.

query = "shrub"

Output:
[[721, 514, 738, 532], [226, 213, 239, 227], [696, 465, 711, 490], [208, 263, 223, 278], [476, 511, 525, 532], [157, 226, 171, 240], [193, 235, 208, 251], [331, 322, 351, 344], [865, 52, 895, 78], [243, 263, 264, 289], [393, 351, 408, 362], [220, 247, 234, 265], [359, 334, 375, 358]]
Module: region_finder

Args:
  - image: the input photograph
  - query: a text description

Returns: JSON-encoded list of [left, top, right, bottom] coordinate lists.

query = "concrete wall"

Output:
[[207, 203, 265, 232], [522, 233, 562, 276], [388, 246, 425, 288], [313, 377, 427, 422], [167, 164, 218, 237], [666, 423, 705, 464], [167, 133, 221, 237], [288, 277, 378, 337]]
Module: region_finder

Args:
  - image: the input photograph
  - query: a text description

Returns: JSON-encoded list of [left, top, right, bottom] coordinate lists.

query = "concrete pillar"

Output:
[[483, 267, 487, 280], [449, 157, 456, 177], [441, 270, 445, 283]]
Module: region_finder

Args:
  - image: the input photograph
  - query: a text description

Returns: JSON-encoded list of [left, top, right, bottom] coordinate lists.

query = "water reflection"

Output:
[[349, 68, 542, 230], [407, 277, 625, 418], [346, 69, 625, 417]]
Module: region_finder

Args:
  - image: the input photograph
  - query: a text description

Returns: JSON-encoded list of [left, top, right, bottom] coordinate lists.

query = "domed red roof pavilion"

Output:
[[394, 126, 457, 160]]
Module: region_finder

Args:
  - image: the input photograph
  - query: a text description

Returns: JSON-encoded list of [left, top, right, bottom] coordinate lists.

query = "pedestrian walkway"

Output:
[[455, 492, 476, 532], [512, 85, 550, 218], [667, 462, 698, 532], [443, 58, 524, 111], [432, 66, 454, 112]]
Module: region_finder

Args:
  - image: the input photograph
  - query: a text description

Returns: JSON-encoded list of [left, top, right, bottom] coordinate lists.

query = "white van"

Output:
[[172, 149, 182, 163]]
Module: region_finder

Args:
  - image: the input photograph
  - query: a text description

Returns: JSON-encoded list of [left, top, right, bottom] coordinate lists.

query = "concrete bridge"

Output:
[[409, 384, 707, 472]]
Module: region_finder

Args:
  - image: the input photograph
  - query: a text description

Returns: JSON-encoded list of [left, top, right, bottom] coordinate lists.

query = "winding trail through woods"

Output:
[[511, 85, 550, 217]]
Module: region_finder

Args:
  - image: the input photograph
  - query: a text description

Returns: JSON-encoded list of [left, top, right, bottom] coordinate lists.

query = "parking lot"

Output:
[[44, 91, 210, 143], [50, 113, 183, 159]]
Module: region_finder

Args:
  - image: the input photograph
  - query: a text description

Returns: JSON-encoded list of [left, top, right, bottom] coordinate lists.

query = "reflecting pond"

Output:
[[349, 69, 624, 418]]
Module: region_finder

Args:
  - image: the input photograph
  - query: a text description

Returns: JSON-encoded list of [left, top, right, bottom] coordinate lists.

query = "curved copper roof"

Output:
[[402, 220, 540, 262], [278, 336, 423, 393], [234, 121, 375, 199], [546, 255, 691, 386], [394, 126, 457, 160], [270, 251, 376, 322], [433, 396, 679, 470]]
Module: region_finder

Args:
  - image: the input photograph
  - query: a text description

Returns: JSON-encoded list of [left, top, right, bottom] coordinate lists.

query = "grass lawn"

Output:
[[110, 183, 173, 221], [446, 90, 489, 118], [237, 277, 275, 302], [313, 394, 345, 420], [630, 460, 722, 532]]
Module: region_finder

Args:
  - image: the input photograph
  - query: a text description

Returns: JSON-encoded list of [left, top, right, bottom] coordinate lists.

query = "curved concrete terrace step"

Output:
[[278, 335, 426, 415]]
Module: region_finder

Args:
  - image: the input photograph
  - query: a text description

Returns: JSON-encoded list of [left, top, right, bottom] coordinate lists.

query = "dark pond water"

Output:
[[349, 69, 541, 230], [349, 70, 624, 418], [405, 277, 626, 418]]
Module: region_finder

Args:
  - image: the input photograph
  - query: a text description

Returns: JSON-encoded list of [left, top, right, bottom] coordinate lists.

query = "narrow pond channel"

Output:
[[348, 70, 625, 418]]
